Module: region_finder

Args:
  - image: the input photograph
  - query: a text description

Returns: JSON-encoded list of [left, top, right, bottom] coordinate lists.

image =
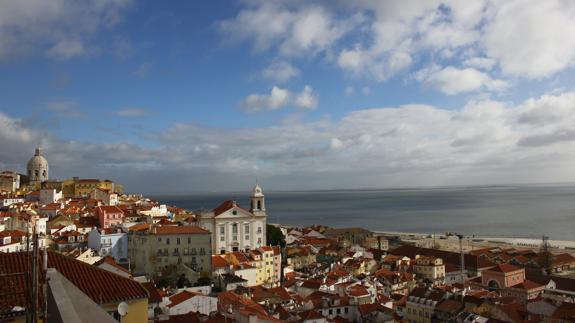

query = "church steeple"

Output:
[[250, 183, 265, 213]]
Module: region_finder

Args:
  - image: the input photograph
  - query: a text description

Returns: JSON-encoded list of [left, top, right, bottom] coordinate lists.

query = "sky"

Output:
[[2, 0, 575, 194]]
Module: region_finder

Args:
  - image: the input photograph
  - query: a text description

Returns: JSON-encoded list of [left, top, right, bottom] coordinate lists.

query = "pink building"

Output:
[[481, 263, 525, 289], [96, 205, 124, 229]]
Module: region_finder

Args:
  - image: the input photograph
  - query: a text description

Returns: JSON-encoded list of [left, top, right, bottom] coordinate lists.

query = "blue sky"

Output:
[[2, 0, 575, 193]]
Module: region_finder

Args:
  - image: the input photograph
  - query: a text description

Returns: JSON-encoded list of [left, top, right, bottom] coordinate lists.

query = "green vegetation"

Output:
[[267, 224, 285, 247]]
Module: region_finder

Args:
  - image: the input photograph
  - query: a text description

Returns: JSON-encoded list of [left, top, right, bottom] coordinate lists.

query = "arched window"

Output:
[[35, 170, 39, 177], [257, 200, 262, 210], [488, 279, 500, 291]]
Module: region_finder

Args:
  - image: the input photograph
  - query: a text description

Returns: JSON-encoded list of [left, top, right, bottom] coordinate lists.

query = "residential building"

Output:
[[166, 290, 218, 316], [89, 188, 118, 206], [96, 205, 124, 229], [413, 255, 445, 282], [88, 227, 128, 264], [0, 171, 20, 192], [39, 188, 63, 205], [128, 225, 212, 281]]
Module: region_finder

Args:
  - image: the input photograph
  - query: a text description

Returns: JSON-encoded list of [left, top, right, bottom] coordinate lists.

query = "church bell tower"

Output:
[[250, 183, 266, 215]]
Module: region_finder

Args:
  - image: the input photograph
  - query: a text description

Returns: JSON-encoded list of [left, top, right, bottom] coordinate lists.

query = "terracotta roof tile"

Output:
[[0, 251, 148, 315]]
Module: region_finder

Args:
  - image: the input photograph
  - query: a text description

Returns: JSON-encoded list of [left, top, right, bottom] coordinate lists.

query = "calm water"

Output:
[[152, 184, 575, 241]]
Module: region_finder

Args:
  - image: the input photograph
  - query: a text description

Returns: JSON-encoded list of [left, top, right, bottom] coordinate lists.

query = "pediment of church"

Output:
[[215, 206, 253, 219]]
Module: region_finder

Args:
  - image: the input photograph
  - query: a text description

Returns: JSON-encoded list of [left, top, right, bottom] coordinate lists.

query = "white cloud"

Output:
[[0, 0, 131, 60], [5, 90, 575, 191], [484, 0, 575, 78], [293, 85, 318, 109], [416, 66, 508, 95], [242, 85, 318, 112], [463, 57, 496, 71], [219, 1, 575, 89], [344, 86, 355, 96], [46, 39, 86, 59], [218, 2, 359, 57], [262, 61, 300, 83], [116, 108, 148, 117]]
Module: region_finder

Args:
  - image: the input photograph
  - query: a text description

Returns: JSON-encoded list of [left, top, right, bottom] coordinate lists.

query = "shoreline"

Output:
[[373, 230, 575, 250]]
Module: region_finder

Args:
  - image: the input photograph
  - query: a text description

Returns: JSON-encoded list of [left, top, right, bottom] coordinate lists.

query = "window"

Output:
[[244, 224, 249, 234], [257, 227, 262, 234], [220, 226, 224, 235], [220, 236, 225, 241], [344, 307, 348, 314], [166, 238, 170, 245], [200, 248, 206, 255], [177, 238, 180, 245], [157, 237, 162, 242], [188, 237, 191, 244], [192, 257, 197, 263], [232, 223, 238, 234]]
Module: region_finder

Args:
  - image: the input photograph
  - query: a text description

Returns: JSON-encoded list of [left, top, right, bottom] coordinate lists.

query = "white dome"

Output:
[[27, 147, 49, 182]]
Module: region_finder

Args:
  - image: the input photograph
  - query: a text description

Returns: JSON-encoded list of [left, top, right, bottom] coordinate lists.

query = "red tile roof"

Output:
[[152, 226, 210, 235], [96, 205, 124, 214], [141, 282, 163, 303], [0, 251, 148, 314], [168, 290, 201, 308], [212, 255, 231, 270], [488, 263, 522, 273], [213, 200, 251, 216]]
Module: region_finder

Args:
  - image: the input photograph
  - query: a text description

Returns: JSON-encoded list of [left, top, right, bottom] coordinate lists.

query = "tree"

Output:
[[267, 224, 285, 247], [537, 235, 554, 274]]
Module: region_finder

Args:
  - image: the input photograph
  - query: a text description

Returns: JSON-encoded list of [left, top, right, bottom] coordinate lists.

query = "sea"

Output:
[[152, 184, 575, 241]]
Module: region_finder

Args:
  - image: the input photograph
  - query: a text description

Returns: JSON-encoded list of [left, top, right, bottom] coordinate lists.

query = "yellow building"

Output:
[[62, 177, 124, 197], [225, 246, 281, 287]]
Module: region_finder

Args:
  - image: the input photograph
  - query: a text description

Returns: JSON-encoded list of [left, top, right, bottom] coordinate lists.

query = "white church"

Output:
[[197, 184, 267, 254]]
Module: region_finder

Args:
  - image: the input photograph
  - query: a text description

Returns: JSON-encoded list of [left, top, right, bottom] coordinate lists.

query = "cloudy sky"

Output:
[[2, 0, 575, 194]]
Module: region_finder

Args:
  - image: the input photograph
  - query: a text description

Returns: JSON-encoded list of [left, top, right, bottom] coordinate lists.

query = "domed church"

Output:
[[27, 147, 49, 185]]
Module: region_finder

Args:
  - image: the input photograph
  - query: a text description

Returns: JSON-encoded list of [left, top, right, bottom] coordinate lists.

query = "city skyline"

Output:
[[3, 1, 575, 193]]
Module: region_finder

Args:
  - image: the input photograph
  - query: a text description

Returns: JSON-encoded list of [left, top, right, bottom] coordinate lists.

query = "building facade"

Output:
[[88, 228, 129, 264], [128, 225, 212, 279], [197, 184, 267, 254]]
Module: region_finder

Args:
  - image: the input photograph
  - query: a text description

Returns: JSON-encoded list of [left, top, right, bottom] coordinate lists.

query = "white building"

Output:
[[87, 228, 128, 264], [0, 198, 25, 208], [39, 188, 62, 205], [198, 184, 267, 254], [165, 290, 218, 316]]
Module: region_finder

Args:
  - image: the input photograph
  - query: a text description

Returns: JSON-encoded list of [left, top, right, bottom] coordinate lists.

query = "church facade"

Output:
[[197, 184, 267, 254]]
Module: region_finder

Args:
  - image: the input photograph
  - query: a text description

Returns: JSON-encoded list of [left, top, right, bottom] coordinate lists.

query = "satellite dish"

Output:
[[117, 302, 129, 316]]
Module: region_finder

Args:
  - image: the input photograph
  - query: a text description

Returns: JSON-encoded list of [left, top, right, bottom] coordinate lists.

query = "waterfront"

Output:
[[155, 184, 575, 241]]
